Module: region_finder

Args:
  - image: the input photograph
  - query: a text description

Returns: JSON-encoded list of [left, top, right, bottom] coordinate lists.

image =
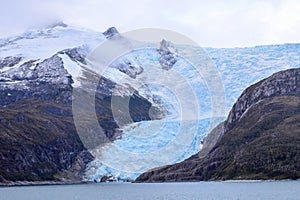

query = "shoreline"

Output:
[[0, 180, 90, 187], [1, 179, 299, 187]]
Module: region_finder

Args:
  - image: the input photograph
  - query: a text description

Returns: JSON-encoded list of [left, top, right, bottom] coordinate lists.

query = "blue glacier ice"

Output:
[[85, 118, 224, 181], [84, 43, 300, 182]]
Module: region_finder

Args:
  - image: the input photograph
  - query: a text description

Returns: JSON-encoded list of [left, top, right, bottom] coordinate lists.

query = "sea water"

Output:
[[0, 181, 299, 200]]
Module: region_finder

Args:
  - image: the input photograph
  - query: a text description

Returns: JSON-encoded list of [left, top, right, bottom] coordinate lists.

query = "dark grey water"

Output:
[[0, 181, 299, 200]]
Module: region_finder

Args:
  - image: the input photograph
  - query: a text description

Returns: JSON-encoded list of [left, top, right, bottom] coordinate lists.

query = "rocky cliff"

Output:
[[225, 68, 300, 132], [136, 68, 300, 182]]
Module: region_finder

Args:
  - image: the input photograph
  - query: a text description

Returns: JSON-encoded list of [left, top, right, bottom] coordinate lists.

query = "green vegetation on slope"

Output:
[[211, 96, 300, 180], [0, 99, 90, 182], [136, 96, 300, 182]]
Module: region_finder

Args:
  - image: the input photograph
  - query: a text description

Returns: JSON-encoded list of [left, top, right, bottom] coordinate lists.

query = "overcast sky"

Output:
[[1, 0, 300, 47]]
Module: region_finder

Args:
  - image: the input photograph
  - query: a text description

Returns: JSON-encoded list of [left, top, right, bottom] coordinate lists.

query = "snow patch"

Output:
[[59, 54, 80, 77]]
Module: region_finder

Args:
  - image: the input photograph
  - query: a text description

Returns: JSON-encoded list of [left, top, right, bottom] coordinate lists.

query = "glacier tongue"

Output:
[[84, 119, 216, 181]]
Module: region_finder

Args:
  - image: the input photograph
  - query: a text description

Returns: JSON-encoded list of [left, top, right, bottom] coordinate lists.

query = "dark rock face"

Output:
[[158, 39, 178, 70], [0, 56, 22, 69], [103, 27, 120, 39], [136, 68, 300, 182], [0, 86, 72, 182], [110, 59, 143, 79], [225, 68, 300, 132], [0, 99, 93, 182], [59, 47, 87, 65]]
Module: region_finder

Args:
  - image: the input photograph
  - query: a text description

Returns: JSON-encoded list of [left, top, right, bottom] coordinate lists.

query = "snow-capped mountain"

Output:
[[0, 24, 164, 182], [0, 23, 102, 88], [1, 23, 300, 182]]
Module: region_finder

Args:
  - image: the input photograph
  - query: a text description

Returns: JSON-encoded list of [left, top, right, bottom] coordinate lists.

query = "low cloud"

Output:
[[1, 0, 300, 47]]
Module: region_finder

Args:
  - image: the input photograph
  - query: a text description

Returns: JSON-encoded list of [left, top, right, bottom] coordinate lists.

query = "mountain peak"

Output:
[[103, 27, 120, 39]]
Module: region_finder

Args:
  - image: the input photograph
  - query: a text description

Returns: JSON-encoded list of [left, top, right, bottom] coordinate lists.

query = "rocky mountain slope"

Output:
[[0, 99, 93, 183], [136, 68, 300, 182], [0, 24, 162, 183]]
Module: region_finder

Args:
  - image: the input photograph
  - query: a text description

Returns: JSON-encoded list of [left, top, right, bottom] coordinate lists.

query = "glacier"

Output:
[[84, 118, 224, 182], [83, 41, 300, 181], [83, 44, 222, 181], [1, 25, 300, 182]]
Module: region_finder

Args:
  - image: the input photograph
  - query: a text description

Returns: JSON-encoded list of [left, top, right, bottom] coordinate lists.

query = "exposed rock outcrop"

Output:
[[103, 27, 120, 39], [158, 39, 178, 70], [225, 68, 300, 131]]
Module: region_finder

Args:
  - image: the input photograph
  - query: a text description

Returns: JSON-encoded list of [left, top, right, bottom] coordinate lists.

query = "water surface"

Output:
[[0, 181, 299, 200]]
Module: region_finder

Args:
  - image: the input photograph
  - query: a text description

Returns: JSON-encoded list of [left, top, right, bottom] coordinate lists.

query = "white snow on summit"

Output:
[[0, 24, 105, 64]]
